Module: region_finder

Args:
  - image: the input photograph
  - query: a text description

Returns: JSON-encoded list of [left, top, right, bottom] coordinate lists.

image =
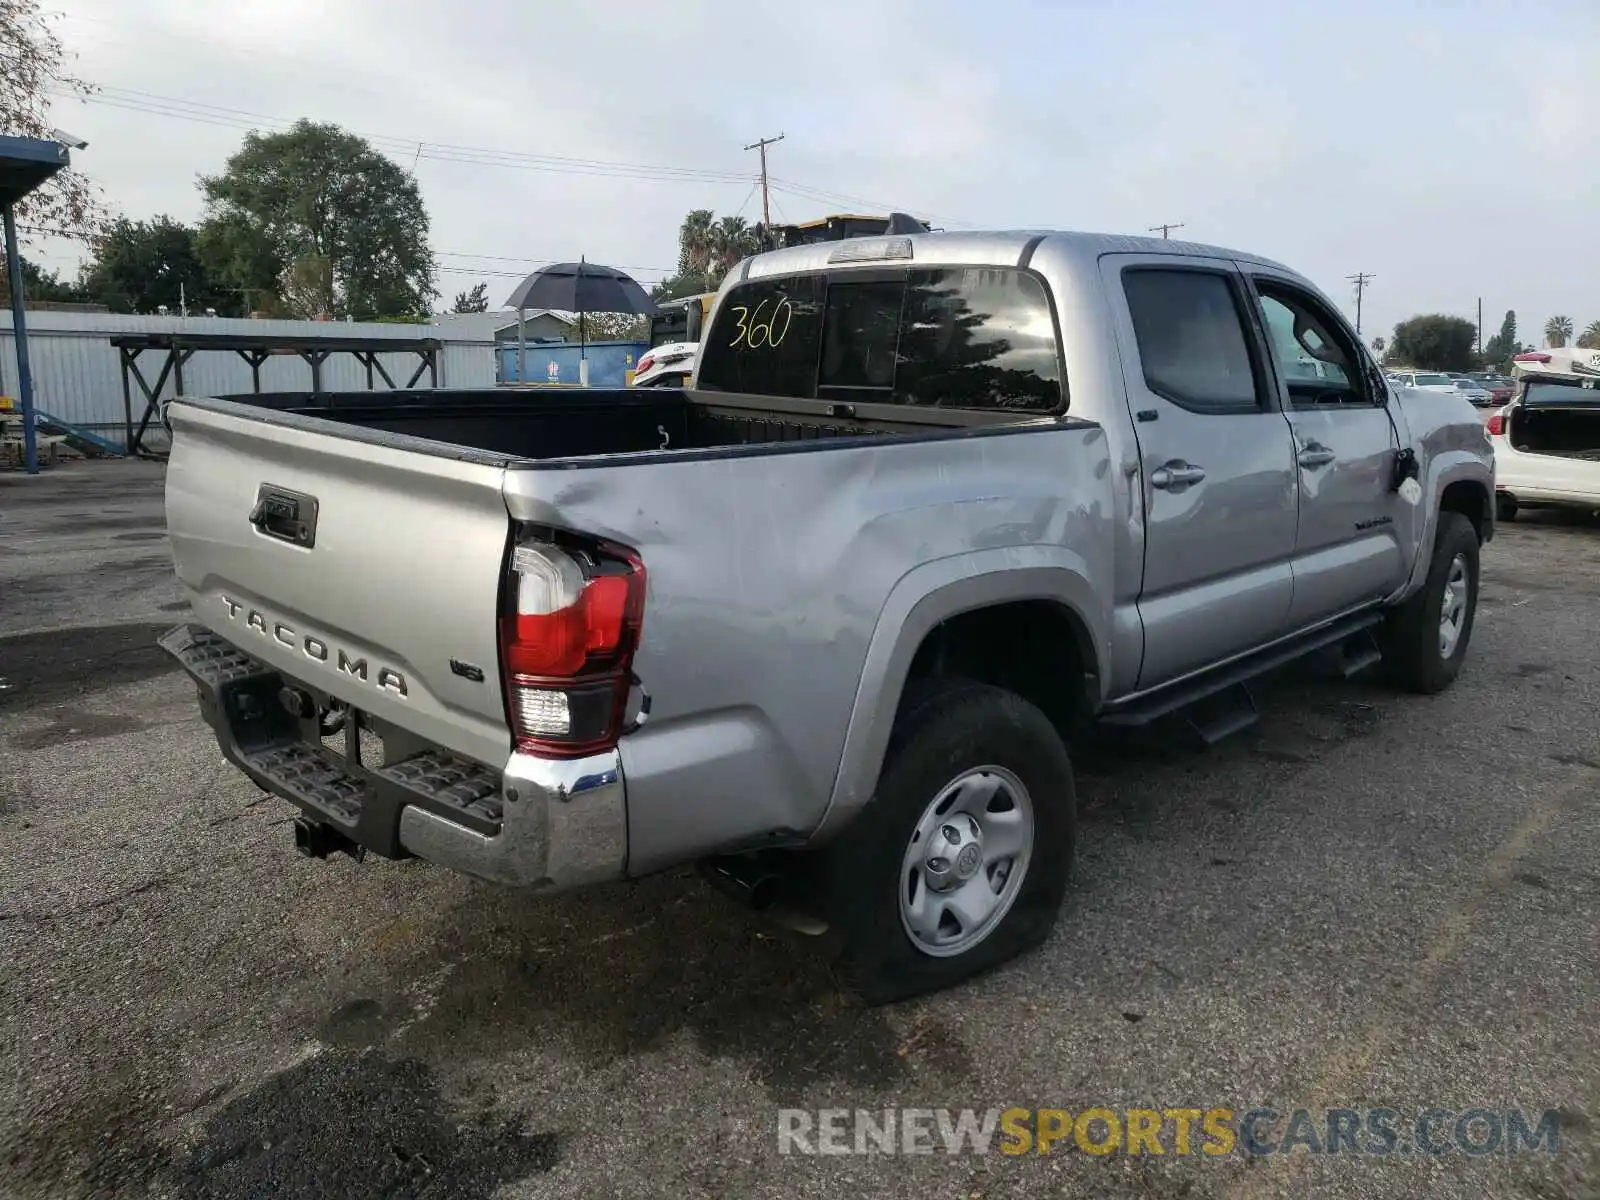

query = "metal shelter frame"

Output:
[[110, 332, 443, 455], [0, 135, 72, 475]]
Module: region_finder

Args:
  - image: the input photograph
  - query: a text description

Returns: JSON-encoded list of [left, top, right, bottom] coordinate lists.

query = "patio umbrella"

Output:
[[503, 258, 659, 386]]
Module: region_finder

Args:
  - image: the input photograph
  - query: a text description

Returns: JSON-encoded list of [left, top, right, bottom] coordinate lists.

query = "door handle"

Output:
[[1297, 443, 1337, 469], [1150, 461, 1206, 491]]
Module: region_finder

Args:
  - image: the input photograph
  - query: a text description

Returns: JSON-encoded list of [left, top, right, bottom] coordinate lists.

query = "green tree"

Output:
[[0, 255, 84, 305], [77, 216, 235, 315], [710, 215, 762, 275], [198, 120, 436, 320], [0, 0, 104, 240], [1481, 310, 1517, 370], [652, 208, 763, 300], [651, 273, 712, 302], [568, 311, 647, 342], [1370, 335, 1386, 358], [451, 282, 488, 313], [676, 209, 715, 284], [1576, 321, 1600, 351], [1391, 314, 1479, 371], [1545, 315, 1573, 348]]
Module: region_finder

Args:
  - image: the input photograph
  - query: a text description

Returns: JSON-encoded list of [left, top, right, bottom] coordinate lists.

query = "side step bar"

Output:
[[1101, 609, 1386, 732]]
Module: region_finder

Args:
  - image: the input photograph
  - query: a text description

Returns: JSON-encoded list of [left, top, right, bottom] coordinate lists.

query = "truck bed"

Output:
[[223, 387, 1006, 463]]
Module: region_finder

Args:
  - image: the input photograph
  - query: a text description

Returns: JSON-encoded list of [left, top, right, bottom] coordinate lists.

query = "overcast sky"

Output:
[[27, 0, 1599, 343]]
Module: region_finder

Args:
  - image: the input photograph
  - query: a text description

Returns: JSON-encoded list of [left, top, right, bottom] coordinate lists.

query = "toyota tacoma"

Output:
[[160, 230, 1494, 1002]]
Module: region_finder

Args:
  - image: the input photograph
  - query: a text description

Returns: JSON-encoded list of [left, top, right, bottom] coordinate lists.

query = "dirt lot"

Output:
[[2, 459, 1597, 1200]]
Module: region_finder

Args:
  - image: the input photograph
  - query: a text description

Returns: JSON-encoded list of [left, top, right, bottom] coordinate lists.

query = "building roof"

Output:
[[0, 136, 69, 207], [490, 309, 576, 335]]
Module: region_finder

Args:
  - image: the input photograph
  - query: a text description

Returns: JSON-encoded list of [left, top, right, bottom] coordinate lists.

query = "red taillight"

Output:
[[1486, 411, 1506, 436], [1513, 352, 1552, 363], [636, 354, 655, 375], [499, 534, 646, 758]]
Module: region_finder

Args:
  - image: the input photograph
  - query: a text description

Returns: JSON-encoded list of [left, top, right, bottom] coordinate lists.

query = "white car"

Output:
[[1450, 378, 1494, 406], [1488, 349, 1600, 520], [1389, 370, 1462, 396], [632, 342, 697, 388]]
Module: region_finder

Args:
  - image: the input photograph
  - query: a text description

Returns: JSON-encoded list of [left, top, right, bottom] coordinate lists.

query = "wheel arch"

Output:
[[1397, 455, 1493, 601], [813, 548, 1106, 841]]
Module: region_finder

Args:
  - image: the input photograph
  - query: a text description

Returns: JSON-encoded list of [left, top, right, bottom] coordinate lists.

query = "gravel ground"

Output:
[[1, 459, 1596, 1200]]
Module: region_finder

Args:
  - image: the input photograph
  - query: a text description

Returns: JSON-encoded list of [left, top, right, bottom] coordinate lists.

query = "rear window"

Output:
[[1524, 380, 1600, 405], [1412, 373, 1451, 386], [695, 267, 1064, 413]]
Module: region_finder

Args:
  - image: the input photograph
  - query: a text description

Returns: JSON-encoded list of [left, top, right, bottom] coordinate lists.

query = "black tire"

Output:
[[809, 679, 1076, 1006], [1496, 492, 1518, 521], [1380, 511, 1480, 694]]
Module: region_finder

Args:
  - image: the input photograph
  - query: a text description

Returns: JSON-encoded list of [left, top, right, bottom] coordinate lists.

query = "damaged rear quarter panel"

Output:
[[501, 424, 1116, 874]]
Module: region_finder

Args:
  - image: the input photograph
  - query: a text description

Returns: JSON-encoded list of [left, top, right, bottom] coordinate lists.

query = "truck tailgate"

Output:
[[165, 400, 514, 768]]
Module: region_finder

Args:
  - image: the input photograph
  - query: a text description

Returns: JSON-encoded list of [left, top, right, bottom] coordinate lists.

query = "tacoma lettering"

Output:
[[218, 595, 407, 700]]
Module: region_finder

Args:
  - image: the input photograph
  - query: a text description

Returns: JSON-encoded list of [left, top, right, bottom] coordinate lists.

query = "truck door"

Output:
[[1240, 268, 1408, 628], [1101, 254, 1300, 687]]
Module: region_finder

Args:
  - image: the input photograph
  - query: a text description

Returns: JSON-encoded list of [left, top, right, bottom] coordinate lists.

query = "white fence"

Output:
[[0, 310, 498, 451]]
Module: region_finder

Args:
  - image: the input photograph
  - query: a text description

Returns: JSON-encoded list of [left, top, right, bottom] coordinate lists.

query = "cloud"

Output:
[[24, 0, 1600, 338]]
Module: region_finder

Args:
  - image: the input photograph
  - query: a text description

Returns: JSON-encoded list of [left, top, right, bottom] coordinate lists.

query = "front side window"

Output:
[[1253, 285, 1365, 407], [696, 266, 1064, 413]]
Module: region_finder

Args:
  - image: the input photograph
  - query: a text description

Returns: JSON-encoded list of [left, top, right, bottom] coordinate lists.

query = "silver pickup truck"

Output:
[[160, 230, 1494, 1003]]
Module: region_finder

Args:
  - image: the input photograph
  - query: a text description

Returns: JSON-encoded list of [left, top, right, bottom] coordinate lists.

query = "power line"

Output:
[[1347, 272, 1374, 334], [51, 86, 758, 185], [729, 180, 761, 224], [435, 249, 675, 272], [768, 176, 971, 228], [46, 83, 965, 230]]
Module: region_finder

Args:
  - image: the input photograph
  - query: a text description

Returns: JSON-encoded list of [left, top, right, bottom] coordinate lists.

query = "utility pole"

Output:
[[1476, 296, 1483, 353], [1148, 222, 1184, 239], [744, 133, 785, 230], [1347, 272, 1374, 335]]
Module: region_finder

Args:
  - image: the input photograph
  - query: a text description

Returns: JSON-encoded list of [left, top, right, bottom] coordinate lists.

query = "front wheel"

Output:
[[1380, 511, 1480, 694], [810, 680, 1076, 1005], [1496, 492, 1518, 522]]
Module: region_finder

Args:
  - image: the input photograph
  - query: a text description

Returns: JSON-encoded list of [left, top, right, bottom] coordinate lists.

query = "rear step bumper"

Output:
[[159, 623, 626, 889]]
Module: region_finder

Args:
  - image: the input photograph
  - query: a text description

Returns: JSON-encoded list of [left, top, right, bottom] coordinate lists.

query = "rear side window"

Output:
[[1122, 269, 1263, 413], [696, 266, 1064, 413]]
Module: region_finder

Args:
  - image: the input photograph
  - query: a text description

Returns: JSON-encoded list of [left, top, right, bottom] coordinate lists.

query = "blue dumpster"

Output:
[[499, 340, 649, 387]]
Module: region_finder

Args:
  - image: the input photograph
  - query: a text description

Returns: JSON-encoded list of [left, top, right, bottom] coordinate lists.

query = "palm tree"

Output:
[[677, 210, 715, 284], [711, 215, 755, 276], [1577, 320, 1600, 351], [1545, 315, 1574, 348]]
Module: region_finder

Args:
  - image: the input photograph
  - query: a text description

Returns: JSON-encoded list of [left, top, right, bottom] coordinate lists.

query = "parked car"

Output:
[[1390, 370, 1464, 395], [157, 229, 1494, 1003], [1489, 349, 1600, 520], [1472, 373, 1515, 405], [1451, 378, 1494, 406], [632, 341, 697, 387]]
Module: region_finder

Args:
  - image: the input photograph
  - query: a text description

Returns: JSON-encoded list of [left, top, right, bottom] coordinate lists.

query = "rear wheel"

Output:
[[1380, 511, 1480, 694], [811, 680, 1075, 1005], [1496, 492, 1519, 521]]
